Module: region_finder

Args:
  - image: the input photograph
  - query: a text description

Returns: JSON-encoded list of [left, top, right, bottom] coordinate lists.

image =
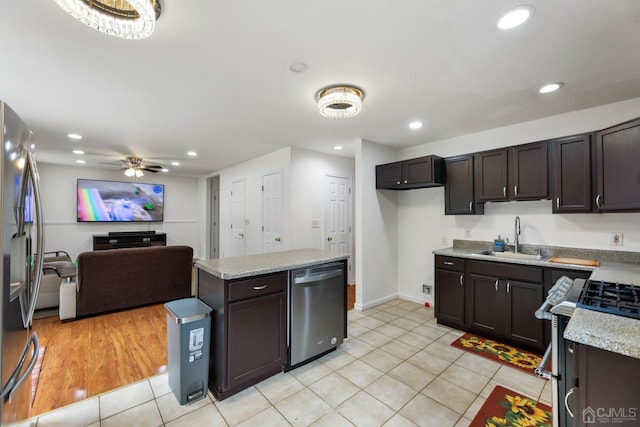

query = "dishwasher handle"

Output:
[[293, 269, 343, 285]]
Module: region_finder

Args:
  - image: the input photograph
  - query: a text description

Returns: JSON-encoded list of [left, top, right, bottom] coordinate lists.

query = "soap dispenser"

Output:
[[493, 235, 505, 252]]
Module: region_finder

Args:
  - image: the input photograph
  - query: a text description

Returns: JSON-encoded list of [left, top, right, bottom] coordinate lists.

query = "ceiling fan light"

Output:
[[124, 167, 136, 177], [316, 86, 364, 119], [53, 0, 161, 40], [135, 169, 144, 177]]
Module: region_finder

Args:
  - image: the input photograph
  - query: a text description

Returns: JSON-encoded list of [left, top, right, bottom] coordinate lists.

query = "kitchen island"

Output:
[[195, 249, 349, 400]]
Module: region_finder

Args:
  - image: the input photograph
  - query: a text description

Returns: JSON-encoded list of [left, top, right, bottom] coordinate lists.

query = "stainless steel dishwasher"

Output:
[[288, 262, 345, 368]]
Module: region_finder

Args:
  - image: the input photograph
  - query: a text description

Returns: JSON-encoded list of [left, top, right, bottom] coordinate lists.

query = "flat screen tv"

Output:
[[77, 179, 164, 222]]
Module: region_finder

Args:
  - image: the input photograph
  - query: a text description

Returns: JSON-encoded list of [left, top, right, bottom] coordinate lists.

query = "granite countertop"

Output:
[[434, 240, 640, 359], [196, 248, 349, 279]]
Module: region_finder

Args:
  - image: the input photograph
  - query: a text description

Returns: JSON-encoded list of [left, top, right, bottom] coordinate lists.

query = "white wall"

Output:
[[217, 147, 356, 260], [393, 97, 640, 305], [38, 163, 200, 260], [355, 139, 400, 310]]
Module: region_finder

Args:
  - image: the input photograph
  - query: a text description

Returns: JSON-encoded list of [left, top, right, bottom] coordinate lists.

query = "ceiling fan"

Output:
[[116, 156, 163, 177]]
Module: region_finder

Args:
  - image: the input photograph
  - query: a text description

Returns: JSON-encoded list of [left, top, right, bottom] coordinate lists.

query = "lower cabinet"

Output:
[[435, 256, 465, 328], [197, 269, 287, 400], [573, 343, 640, 427]]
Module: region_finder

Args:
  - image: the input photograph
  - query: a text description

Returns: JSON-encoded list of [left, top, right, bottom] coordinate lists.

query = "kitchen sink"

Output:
[[476, 250, 551, 261]]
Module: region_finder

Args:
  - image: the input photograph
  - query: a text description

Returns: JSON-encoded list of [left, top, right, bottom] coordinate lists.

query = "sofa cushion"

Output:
[[75, 245, 193, 318]]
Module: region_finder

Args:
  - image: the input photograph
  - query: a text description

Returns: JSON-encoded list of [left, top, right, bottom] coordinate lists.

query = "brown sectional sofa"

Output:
[[74, 245, 193, 318]]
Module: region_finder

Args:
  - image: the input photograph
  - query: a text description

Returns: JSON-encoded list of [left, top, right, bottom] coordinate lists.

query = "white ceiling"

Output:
[[2, 1, 640, 177]]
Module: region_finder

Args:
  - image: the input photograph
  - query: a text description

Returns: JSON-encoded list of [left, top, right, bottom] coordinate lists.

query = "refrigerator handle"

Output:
[[1, 333, 39, 403], [21, 151, 45, 326]]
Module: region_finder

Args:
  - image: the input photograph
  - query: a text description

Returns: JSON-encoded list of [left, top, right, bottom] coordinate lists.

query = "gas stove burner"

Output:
[[577, 279, 640, 319]]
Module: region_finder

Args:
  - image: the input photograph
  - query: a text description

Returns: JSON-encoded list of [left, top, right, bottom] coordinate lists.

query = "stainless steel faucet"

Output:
[[514, 216, 521, 253]]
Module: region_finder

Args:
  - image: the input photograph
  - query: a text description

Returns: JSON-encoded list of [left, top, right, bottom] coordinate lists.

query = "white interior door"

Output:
[[262, 171, 283, 252], [230, 178, 246, 257], [325, 175, 352, 282]]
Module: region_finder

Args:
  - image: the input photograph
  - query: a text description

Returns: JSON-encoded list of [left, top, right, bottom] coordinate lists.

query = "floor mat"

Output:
[[470, 385, 552, 427], [31, 346, 46, 406], [451, 333, 543, 375]]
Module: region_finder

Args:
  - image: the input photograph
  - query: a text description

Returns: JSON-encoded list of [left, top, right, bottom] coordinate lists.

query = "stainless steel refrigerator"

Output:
[[1, 101, 44, 426]]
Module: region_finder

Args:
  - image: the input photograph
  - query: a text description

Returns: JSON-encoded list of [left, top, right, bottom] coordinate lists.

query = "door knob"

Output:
[[275, 237, 281, 242], [327, 236, 333, 241]]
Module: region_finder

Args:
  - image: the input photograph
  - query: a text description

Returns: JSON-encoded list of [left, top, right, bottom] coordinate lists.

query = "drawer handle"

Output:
[[443, 261, 454, 266], [556, 197, 560, 209], [459, 274, 464, 286], [507, 282, 511, 293], [503, 186, 506, 197], [514, 185, 518, 197], [252, 285, 267, 290], [495, 280, 499, 292], [468, 202, 472, 212], [595, 194, 602, 208]]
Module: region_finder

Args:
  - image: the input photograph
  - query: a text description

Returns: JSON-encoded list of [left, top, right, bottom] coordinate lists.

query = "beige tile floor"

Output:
[[33, 299, 550, 427]]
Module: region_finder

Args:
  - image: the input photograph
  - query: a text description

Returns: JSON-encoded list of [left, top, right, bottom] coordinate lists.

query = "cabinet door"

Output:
[[475, 149, 509, 201], [505, 280, 544, 351], [445, 155, 483, 215], [375, 162, 402, 188], [512, 141, 549, 200], [594, 117, 640, 211], [435, 269, 465, 327], [466, 274, 506, 336], [550, 134, 592, 213], [227, 292, 286, 390], [403, 156, 433, 185]]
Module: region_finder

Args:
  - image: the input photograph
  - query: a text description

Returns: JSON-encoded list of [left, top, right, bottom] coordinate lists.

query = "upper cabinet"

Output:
[[475, 141, 549, 202], [550, 133, 593, 213], [376, 155, 444, 190], [444, 155, 483, 215], [594, 117, 640, 211]]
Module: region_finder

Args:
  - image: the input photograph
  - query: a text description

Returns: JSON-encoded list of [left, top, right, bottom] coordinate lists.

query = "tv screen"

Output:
[[77, 179, 164, 222]]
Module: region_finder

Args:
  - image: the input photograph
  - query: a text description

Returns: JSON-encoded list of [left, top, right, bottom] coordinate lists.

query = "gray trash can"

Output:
[[165, 298, 212, 405]]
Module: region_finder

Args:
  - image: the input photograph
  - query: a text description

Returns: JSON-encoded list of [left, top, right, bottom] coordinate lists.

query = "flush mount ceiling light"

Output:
[[539, 82, 564, 94], [316, 85, 365, 119], [497, 5, 534, 30], [54, 0, 162, 40]]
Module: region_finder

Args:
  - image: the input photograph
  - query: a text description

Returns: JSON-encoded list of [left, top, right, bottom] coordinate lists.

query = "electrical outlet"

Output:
[[610, 232, 623, 246], [422, 284, 432, 295]]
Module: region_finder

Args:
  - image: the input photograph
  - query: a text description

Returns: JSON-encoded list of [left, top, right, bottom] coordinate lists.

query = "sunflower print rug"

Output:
[[469, 385, 552, 427], [450, 333, 543, 375]]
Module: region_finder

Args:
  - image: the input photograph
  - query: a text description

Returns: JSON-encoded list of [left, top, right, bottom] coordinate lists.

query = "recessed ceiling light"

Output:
[[30, 144, 36, 149], [67, 133, 82, 140], [171, 161, 180, 166], [497, 5, 534, 30], [75, 159, 86, 164], [161, 168, 169, 173], [334, 145, 343, 150], [539, 82, 564, 94], [187, 151, 197, 156], [409, 121, 423, 129], [73, 149, 84, 155]]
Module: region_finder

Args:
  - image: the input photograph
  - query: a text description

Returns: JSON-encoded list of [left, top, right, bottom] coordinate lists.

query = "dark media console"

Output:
[[93, 231, 167, 251]]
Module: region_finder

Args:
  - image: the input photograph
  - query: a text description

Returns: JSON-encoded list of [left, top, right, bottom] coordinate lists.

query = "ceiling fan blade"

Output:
[[143, 165, 163, 169], [141, 167, 160, 173]]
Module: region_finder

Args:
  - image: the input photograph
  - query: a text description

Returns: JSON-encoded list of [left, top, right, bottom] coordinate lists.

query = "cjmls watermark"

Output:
[[583, 406, 637, 424]]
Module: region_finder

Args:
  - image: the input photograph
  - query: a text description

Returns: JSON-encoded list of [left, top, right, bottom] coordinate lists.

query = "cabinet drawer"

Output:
[[435, 256, 465, 272], [467, 260, 543, 283], [228, 272, 287, 302]]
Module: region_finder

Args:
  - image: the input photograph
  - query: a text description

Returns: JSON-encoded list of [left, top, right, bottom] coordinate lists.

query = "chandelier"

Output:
[[316, 85, 365, 119], [53, 0, 162, 40]]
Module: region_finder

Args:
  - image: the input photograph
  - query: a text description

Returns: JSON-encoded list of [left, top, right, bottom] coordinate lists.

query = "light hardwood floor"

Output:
[[32, 287, 357, 417], [31, 304, 169, 416]]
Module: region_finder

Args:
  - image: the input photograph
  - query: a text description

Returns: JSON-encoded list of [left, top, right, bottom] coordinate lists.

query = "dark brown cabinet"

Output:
[[550, 134, 593, 213], [475, 149, 509, 201], [197, 270, 287, 400], [434, 256, 465, 328], [444, 155, 483, 215], [594, 117, 640, 211], [573, 343, 640, 427], [376, 155, 444, 189], [475, 142, 549, 202], [466, 260, 545, 351]]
